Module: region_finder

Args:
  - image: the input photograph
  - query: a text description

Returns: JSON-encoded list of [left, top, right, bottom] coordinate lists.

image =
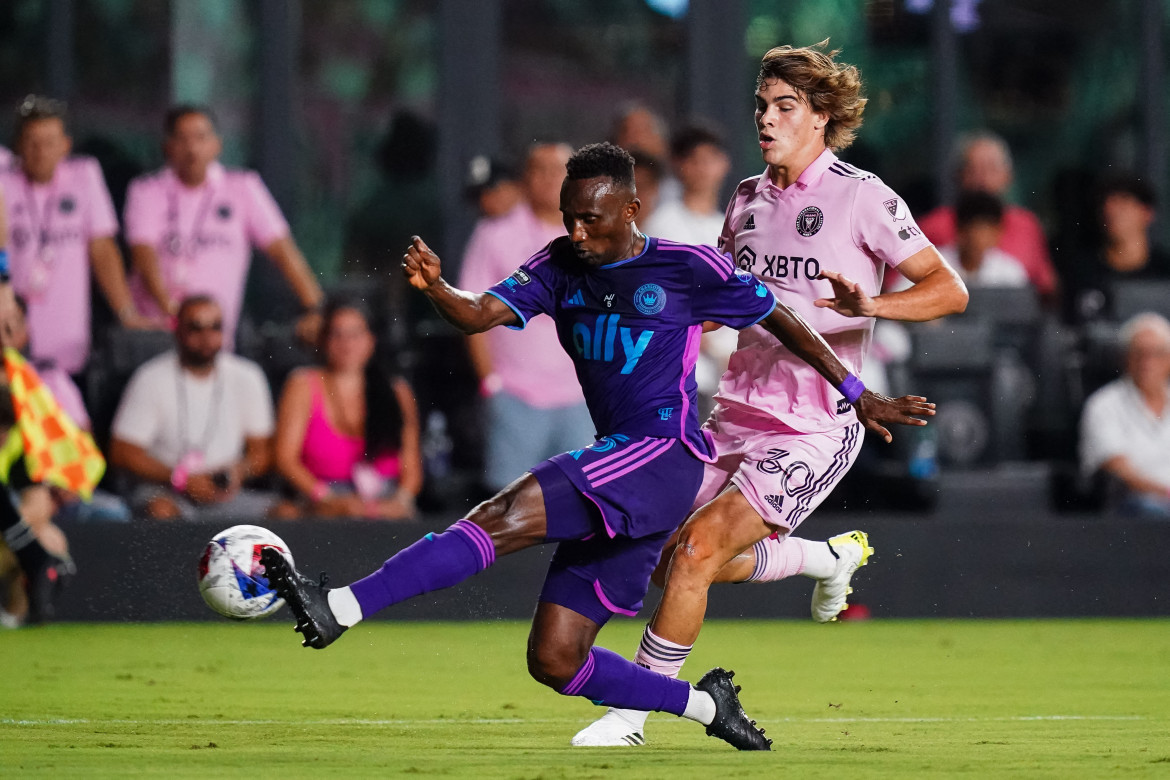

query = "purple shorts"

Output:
[[531, 435, 704, 626]]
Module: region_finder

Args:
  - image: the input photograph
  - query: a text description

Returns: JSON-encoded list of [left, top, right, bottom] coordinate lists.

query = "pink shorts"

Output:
[[692, 405, 864, 536]]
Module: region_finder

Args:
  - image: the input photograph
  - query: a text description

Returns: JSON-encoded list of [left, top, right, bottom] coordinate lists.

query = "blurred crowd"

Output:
[[0, 92, 1168, 626]]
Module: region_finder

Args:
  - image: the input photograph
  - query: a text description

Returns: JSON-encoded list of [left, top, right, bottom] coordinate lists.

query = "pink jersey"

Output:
[[124, 162, 290, 346], [458, 203, 584, 408], [717, 150, 932, 433], [0, 155, 119, 374]]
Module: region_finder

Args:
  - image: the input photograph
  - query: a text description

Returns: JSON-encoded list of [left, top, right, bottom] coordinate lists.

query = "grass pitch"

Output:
[[2, 618, 1168, 778]]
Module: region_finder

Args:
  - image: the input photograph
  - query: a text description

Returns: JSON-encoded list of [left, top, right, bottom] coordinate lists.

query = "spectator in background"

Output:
[[109, 295, 275, 520], [124, 105, 324, 348], [629, 148, 665, 224], [464, 155, 522, 219], [611, 102, 679, 205], [645, 123, 731, 245], [919, 131, 1057, 299], [1079, 312, 1170, 519], [938, 191, 1030, 289], [1063, 175, 1170, 324], [457, 142, 593, 493], [272, 299, 422, 520], [0, 95, 153, 378]]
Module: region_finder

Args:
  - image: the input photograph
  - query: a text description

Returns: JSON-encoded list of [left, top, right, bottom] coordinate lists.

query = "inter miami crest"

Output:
[[58, 196, 76, 214], [217, 203, 233, 220], [796, 206, 823, 237]]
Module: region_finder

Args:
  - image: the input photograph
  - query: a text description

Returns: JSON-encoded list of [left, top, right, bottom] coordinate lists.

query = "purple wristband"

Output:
[[837, 373, 865, 405]]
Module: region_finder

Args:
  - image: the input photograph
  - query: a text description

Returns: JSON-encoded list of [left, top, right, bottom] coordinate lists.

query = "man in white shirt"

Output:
[[1079, 312, 1170, 518], [109, 295, 275, 520], [645, 123, 731, 246]]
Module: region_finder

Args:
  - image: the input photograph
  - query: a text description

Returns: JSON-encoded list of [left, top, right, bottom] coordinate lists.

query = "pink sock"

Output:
[[633, 626, 692, 679], [744, 535, 823, 582]]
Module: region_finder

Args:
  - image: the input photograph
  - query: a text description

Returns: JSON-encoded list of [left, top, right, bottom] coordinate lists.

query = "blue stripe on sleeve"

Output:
[[485, 290, 528, 330]]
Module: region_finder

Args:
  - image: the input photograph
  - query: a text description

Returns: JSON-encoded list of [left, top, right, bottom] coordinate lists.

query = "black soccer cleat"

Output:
[[695, 667, 773, 751], [260, 547, 346, 650], [25, 554, 76, 625]]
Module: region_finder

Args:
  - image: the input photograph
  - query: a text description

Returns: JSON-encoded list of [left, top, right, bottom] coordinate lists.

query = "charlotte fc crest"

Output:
[[796, 206, 823, 237], [634, 283, 667, 315]]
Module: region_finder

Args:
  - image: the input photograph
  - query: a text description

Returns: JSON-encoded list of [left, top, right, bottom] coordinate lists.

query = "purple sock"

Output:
[[560, 646, 691, 715], [348, 519, 495, 617]]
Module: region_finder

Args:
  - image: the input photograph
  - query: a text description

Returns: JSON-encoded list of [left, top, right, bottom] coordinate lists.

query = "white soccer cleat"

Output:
[[811, 530, 874, 623], [571, 708, 647, 746]]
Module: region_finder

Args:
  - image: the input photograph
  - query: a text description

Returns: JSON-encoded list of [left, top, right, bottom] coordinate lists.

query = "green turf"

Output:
[[2, 618, 1168, 778]]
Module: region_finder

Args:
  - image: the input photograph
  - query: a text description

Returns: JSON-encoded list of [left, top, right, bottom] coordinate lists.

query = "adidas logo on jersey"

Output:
[[743, 214, 756, 230], [565, 290, 585, 306]]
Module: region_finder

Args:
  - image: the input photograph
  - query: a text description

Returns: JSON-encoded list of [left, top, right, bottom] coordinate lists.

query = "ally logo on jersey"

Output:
[[570, 313, 654, 375]]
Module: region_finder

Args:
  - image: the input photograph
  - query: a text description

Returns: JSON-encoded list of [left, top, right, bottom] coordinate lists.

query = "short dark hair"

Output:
[[566, 142, 635, 190], [1101, 173, 1157, 209], [165, 104, 217, 136], [15, 94, 67, 141], [955, 190, 1004, 228], [176, 294, 219, 321], [670, 122, 726, 159]]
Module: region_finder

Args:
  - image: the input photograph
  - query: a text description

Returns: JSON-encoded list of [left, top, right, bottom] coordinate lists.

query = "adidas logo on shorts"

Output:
[[764, 494, 785, 513]]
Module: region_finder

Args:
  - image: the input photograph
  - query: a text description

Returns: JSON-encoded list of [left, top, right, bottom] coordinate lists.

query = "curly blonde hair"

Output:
[[757, 39, 866, 151]]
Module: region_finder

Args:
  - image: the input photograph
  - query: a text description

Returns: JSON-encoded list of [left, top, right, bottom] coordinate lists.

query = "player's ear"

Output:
[[625, 197, 641, 224]]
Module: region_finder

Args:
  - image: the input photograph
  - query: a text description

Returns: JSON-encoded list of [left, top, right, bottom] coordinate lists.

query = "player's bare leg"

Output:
[[575, 494, 872, 746]]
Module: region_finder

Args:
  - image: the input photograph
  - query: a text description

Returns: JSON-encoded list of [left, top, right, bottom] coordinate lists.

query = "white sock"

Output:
[[681, 688, 716, 726], [800, 539, 839, 580], [326, 586, 363, 628]]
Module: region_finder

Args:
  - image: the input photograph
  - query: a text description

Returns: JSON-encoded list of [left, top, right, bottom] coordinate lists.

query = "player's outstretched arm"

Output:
[[758, 302, 934, 442], [814, 247, 968, 322], [402, 236, 517, 334]]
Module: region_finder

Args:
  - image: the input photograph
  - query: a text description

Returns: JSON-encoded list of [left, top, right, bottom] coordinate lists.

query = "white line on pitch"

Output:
[[0, 715, 1149, 727]]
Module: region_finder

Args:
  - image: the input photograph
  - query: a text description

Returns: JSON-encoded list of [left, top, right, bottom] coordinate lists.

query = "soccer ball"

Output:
[[197, 524, 292, 620]]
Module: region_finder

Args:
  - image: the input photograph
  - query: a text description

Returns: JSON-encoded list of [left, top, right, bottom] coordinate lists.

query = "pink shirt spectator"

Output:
[[0, 155, 119, 374], [0, 146, 12, 169], [717, 150, 932, 433], [918, 203, 1055, 296], [457, 203, 584, 408], [123, 161, 290, 347]]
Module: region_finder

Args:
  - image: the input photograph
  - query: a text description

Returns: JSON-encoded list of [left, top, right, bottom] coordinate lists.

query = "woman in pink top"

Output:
[[273, 300, 422, 519]]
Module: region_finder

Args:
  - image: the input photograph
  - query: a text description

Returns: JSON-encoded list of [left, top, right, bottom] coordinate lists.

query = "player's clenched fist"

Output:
[[403, 236, 442, 291]]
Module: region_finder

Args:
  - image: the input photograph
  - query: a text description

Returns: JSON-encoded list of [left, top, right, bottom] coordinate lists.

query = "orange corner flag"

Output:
[[3, 348, 105, 500]]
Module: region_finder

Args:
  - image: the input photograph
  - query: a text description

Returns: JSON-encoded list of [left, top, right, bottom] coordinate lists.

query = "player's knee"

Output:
[[526, 640, 587, 691], [670, 529, 722, 576]]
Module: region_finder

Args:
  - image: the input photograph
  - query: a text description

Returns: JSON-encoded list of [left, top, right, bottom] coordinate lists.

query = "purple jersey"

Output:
[[487, 235, 776, 460]]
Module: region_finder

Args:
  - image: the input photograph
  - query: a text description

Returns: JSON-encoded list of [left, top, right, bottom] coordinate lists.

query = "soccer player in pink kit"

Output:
[[575, 41, 969, 746]]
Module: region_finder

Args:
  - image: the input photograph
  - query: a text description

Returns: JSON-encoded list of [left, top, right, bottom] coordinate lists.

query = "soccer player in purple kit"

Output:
[[575, 42, 969, 747], [262, 142, 934, 751]]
